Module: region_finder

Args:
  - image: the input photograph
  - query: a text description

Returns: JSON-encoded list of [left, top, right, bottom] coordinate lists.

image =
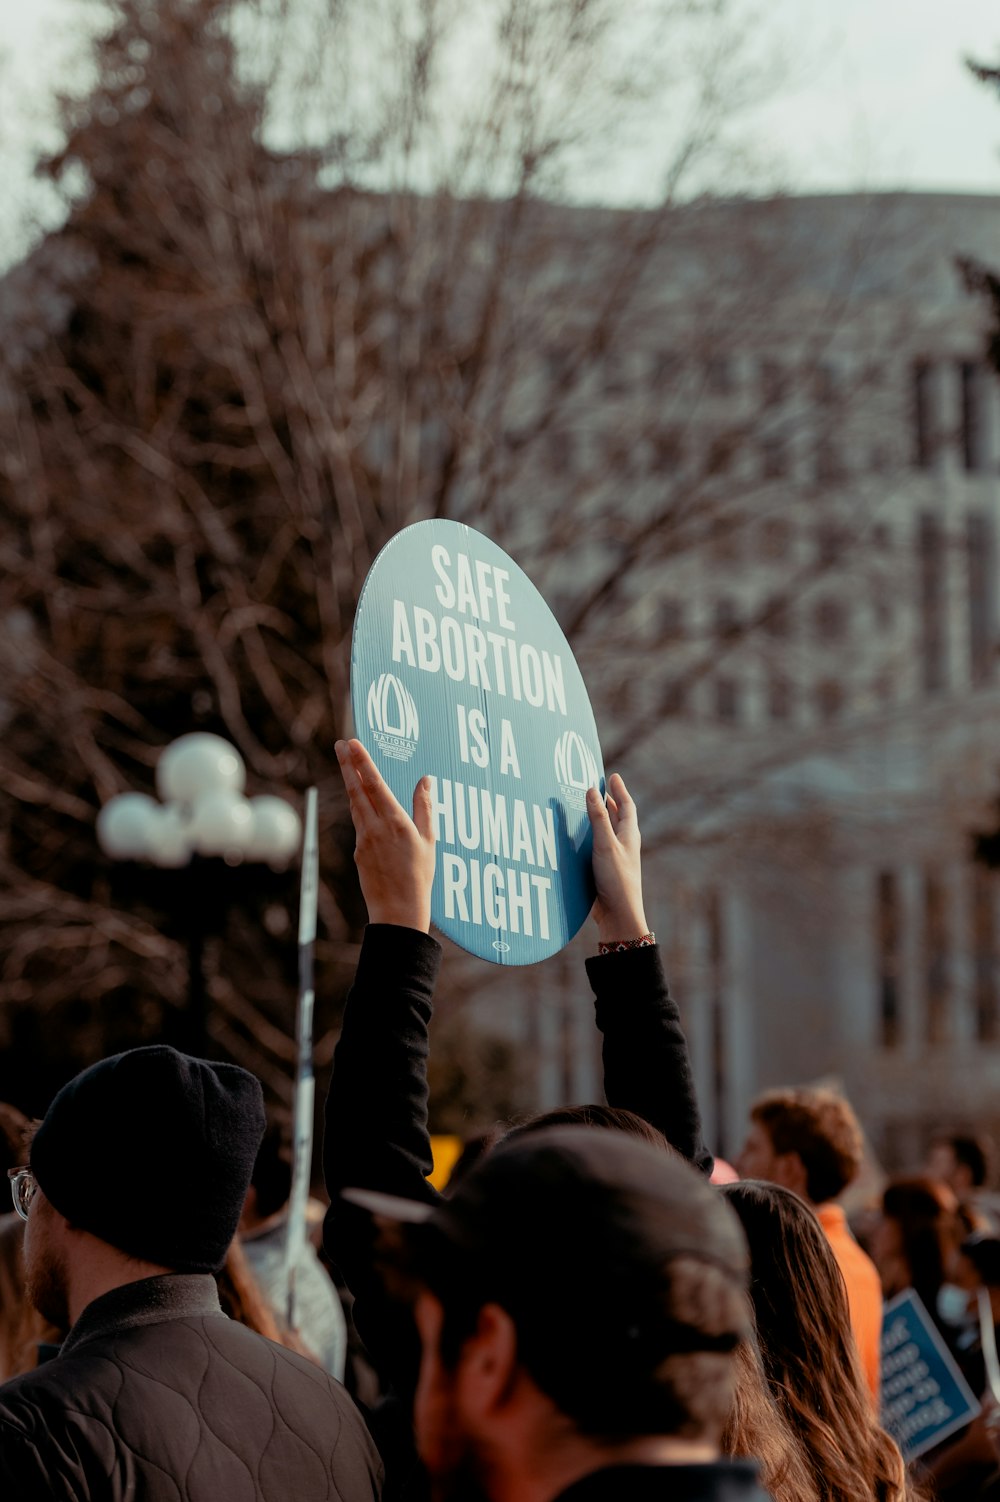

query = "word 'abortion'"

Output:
[[390, 546, 567, 715], [429, 775, 557, 939]]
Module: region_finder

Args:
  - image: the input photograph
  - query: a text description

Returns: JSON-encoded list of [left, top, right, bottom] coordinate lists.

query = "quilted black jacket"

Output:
[[0, 1273, 383, 1501]]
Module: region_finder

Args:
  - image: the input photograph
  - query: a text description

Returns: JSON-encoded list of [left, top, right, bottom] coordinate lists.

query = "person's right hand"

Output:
[[335, 739, 436, 933], [586, 773, 649, 944]]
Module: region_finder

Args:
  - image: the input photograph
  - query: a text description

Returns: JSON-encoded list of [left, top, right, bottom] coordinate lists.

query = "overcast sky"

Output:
[[2, 0, 999, 265]]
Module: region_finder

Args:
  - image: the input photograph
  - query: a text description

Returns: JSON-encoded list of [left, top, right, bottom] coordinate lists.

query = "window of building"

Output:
[[768, 677, 793, 721], [913, 360, 934, 469], [708, 512, 743, 562], [972, 865, 999, 1043], [660, 678, 688, 717], [876, 871, 900, 1048], [762, 595, 790, 637], [606, 437, 638, 478], [759, 518, 792, 560], [714, 598, 740, 640], [924, 871, 949, 1045], [871, 523, 892, 550], [968, 511, 996, 686], [706, 429, 738, 477], [658, 598, 685, 640], [760, 434, 788, 480], [715, 678, 741, 723], [814, 437, 844, 484], [815, 679, 844, 720], [705, 356, 736, 396], [814, 361, 839, 404], [652, 427, 685, 471], [609, 680, 636, 717], [760, 359, 787, 406], [814, 597, 847, 643], [816, 522, 848, 565], [547, 429, 572, 472], [546, 346, 573, 385], [918, 512, 947, 693], [651, 351, 682, 388], [603, 351, 628, 397], [960, 360, 988, 473]]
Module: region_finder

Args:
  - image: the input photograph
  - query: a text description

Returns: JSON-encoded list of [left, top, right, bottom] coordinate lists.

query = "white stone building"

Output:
[[501, 192, 1000, 1172]]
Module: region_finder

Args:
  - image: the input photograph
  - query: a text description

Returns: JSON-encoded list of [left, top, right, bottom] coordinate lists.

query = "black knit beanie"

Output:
[[31, 1046, 266, 1274]]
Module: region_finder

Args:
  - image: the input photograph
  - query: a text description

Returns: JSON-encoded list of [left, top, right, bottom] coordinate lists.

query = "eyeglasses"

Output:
[[8, 1167, 37, 1222]]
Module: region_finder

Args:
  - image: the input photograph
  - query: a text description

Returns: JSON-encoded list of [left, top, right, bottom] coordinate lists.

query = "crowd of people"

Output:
[[1, 739, 1000, 1500]]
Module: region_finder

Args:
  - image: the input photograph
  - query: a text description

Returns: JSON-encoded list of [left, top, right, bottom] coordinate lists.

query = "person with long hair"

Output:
[[721, 1180, 915, 1502], [873, 1175, 963, 1340], [724, 1338, 821, 1502]]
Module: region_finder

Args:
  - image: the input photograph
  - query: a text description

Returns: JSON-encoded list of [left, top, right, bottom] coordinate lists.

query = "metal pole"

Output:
[[187, 863, 207, 1056], [285, 788, 319, 1331]]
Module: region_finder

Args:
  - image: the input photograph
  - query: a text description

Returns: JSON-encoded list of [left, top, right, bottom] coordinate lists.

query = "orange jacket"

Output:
[[816, 1201, 883, 1406]]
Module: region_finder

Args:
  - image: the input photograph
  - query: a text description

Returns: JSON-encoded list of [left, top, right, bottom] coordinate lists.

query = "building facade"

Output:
[[501, 193, 1000, 1172]]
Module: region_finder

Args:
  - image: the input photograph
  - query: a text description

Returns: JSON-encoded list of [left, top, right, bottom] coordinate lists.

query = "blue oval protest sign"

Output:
[[351, 521, 605, 965]]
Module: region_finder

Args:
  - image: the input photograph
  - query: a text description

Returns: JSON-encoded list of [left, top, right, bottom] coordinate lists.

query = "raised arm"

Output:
[[584, 775, 713, 1176], [322, 739, 444, 1370]]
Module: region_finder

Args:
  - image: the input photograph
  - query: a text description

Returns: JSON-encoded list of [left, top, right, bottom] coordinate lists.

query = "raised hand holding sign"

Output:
[[335, 740, 435, 933], [586, 775, 649, 945]]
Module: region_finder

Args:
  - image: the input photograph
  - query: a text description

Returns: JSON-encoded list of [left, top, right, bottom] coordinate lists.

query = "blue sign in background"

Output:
[[881, 1289, 980, 1461], [351, 520, 605, 965]]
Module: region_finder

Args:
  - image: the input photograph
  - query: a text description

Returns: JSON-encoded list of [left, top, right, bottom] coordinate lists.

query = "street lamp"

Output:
[[96, 733, 302, 1049]]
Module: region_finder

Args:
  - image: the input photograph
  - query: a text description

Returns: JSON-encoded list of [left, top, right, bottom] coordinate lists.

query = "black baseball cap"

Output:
[[345, 1125, 750, 1434]]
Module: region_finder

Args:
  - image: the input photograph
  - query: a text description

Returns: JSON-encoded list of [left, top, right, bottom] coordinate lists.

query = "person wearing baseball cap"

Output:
[[346, 1123, 772, 1502], [0, 1045, 382, 1502]]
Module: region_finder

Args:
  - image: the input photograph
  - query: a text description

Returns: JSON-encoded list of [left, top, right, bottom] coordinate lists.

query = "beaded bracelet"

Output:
[[598, 934, 656, 956]]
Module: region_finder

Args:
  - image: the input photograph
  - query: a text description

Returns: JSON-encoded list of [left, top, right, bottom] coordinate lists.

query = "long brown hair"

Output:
[[724, 1337, 821, 1502], [722, 1180, 914, 1502]]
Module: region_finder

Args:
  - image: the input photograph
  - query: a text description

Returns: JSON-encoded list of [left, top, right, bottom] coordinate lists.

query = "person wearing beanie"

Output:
[[0, 1045, 383, 1502], [349, 1125, 772, 1502]]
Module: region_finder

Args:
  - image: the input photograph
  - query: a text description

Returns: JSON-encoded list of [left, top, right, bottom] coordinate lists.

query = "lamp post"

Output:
[[96, 733, 302, 1052]]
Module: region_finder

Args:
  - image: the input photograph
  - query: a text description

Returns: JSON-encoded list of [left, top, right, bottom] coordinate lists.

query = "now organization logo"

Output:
[[367, 673, 420, 763], [554, 730, 600, 811]]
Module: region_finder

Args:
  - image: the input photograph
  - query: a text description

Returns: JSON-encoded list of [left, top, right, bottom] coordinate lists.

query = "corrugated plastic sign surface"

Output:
[[351, 521, 605, 965]]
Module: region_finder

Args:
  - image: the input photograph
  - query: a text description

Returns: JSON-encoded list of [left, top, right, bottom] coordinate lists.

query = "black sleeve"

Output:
[[586, 946, 714, 1177], [324, 922, 443, 1210], [322, 923, 443, 1389]]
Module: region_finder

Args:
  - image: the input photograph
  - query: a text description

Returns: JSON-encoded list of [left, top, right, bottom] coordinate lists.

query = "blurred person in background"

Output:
[[920, 1233, 1000, 1500], [872, 1175, 964, 1346], [348, 1124, 774, 1502], [240, 1117, 348, 1379], [721, 1181, 913, 1502], [949, 1233, 1000, 1395], [0, 1046, 382, 1501], [926, 1133, 997, 1233], [734, 1087, 882, 1404], [0, 1102, 61, 1379]]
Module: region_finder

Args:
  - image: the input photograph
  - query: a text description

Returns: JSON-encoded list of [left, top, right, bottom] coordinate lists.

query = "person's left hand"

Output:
[[587, 772, 649, 944], [336, 739, 436, 933]]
